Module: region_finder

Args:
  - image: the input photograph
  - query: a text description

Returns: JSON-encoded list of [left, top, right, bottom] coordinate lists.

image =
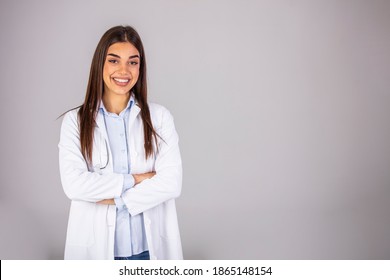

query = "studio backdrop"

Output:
[[0, 0, 389, 259]]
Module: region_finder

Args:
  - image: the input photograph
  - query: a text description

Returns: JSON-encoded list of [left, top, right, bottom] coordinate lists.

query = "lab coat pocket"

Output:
[[158, 200, 180, 239], [66, 201, 96, 247]]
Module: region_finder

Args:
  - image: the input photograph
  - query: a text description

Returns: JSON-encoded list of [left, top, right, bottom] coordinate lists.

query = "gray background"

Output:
[[0, 0, 389, 259]]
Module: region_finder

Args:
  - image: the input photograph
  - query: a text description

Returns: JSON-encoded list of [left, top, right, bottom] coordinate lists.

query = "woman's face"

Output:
[[103, 42, 140, 98]]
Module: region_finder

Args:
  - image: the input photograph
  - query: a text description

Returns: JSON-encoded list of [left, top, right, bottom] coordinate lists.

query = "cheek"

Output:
[[102, 72, 110, 86], [132, 69, 140, 81], [103, 65, 114, 81], [102, 66, 109, 79]]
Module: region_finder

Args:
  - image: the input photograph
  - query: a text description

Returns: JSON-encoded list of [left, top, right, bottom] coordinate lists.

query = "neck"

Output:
[[102, 92, 131, 114]]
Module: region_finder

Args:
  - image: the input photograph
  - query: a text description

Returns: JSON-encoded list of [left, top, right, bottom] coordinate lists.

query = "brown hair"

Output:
[[78, 25, 158, 164]]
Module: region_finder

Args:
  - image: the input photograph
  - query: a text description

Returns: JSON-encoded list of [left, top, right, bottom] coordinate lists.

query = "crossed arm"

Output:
[[97, 171, 156, 205], [60, 107, 181, 213]]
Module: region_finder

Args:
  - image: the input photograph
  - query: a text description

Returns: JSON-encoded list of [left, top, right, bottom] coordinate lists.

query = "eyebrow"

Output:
[[107, 53, 140, 59]]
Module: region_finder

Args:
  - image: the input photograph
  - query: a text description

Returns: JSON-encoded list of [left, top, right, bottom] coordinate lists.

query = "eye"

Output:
[[129, 61, 139, 65], [108, 59, 118, 64]]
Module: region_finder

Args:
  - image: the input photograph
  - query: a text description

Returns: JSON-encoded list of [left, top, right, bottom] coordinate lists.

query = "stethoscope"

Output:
[[96, 110, 111, 170], [91, 136, 110, 171], [95, 99, 140, 171], [100, 138, 110, 170]]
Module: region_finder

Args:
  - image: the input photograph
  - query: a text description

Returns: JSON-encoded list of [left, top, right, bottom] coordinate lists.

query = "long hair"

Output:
[[79, 25, 158, 164]]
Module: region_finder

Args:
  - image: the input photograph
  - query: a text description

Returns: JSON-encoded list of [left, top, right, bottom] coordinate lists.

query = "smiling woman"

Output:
[[103, 42, 140, 101], [58, 26, 183, 260]]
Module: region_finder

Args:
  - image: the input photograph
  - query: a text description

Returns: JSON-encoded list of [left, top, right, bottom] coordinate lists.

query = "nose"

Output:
[[118, 63, 130, 75]]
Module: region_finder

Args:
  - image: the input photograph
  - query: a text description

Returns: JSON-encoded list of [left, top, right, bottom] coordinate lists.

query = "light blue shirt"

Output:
[[99, 95, 148, 257]]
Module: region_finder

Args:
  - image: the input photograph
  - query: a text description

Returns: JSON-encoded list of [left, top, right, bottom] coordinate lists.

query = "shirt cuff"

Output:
[[114, 197, 127, 210], [123, 174, 135, 191]]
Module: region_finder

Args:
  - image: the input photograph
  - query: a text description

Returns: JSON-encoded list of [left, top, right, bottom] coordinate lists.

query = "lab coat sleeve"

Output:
[[58, 110, 123, 202], [114, 174, 135, 209], [122, 107, 182, 216]]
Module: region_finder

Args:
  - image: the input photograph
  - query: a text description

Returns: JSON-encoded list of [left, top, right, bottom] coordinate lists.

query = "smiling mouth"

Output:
[[112, 77, 130, 86], [113, 78, 129, 82]]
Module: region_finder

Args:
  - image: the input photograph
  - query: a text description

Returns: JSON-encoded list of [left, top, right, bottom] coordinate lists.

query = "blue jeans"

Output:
[[114, 251, 150, 260]]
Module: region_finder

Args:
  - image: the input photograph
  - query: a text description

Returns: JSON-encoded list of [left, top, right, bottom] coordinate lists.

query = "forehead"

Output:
[[107, 42, 139, 56]]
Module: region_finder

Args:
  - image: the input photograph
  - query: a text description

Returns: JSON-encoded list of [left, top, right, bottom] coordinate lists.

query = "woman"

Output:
[[58, 26, 183, 260]]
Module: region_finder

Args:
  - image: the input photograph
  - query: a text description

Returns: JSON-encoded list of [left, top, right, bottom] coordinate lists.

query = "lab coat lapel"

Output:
[[95, 111, 109, 142], [129, 102, 141, 129]]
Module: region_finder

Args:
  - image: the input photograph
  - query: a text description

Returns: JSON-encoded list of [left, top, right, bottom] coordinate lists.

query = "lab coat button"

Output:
[[151, 256, 157, 260], [145, 219, 151, 226]]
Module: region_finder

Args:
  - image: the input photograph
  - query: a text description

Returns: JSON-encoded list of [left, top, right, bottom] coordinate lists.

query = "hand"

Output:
[[97, 199, 115, 205], [133, 171, 156, 185]]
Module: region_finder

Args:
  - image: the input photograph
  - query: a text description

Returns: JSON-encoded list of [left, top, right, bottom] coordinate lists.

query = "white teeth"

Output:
[[113, 78, 129, 83]]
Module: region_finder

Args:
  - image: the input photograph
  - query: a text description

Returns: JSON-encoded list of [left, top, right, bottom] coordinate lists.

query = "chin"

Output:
[[114, 89, 131, 95]]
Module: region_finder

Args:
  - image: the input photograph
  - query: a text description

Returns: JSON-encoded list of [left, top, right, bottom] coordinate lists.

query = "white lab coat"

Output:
[[58, 101, 183, 260]]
